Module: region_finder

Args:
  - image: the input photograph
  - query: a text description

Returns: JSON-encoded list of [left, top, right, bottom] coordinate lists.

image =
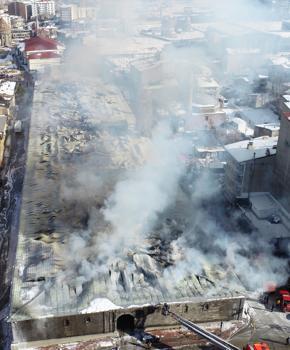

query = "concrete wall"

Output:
[[11, 297, 245, 345], [28, 57, 61, 72], [224, 152, 276, 202], [275, 113, 290, 211]]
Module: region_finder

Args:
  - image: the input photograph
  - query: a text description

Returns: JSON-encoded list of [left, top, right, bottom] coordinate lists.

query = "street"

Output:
[[231, 300, 290, 350]]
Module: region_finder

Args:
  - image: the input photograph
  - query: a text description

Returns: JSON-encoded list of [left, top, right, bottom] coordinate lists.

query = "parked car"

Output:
[[14, 120, 22, 133], [268, 214, 281, 224]]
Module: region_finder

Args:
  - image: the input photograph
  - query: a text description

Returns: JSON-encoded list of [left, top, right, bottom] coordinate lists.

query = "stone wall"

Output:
[[11, 296, 245, 345]]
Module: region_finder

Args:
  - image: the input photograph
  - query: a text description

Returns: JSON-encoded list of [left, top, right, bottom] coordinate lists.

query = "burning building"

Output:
[[9, 65, 247, 348]]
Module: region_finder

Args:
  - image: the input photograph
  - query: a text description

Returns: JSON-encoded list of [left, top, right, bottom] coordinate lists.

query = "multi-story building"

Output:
[[32, 0, 55, 18], [275, 101, 290, 209], [78, 6, 97, 20], [0, 15, 12, 47], [59, 4, 78, 22], [0, 115, 7, 168], [60, 4, 97, 22], [224, 136, 278, 202], [8, 1, 33, 21]]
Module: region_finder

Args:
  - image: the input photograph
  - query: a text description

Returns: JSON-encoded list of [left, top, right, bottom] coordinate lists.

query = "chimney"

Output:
[[247, 141, 254, 149]]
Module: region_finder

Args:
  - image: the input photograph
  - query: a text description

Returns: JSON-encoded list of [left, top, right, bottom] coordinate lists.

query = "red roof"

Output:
[[24, 36, 61, 52], [28, 52, 61, 60]]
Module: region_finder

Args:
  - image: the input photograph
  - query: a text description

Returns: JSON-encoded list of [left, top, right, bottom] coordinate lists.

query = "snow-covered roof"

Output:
[[231, 117, 254, 136], [284, 101, 290, 110], [238, 108, 280, 126], [224, 136, 278, 163], [232, 117, 247, 127], [282, 94, 290, 101], [255, 123, 280, 131], [196, 146, 224, 153], [0, 81, 16, 97]]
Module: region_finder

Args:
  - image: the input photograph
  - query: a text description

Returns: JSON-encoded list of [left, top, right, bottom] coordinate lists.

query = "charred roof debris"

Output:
[[0, 0, 290, 349]]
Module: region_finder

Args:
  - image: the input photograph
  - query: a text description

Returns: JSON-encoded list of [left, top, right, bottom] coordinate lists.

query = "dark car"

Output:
[[268, 215, 281, 224], [142, 334, 159, 345]]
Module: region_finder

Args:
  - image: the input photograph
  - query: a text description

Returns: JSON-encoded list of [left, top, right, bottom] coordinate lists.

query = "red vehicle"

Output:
[[277, 290, 290, 312], [243, 343, 270, 350]]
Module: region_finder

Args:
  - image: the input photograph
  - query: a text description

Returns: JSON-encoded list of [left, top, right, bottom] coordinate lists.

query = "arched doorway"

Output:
[[116, 314, 135, 333]]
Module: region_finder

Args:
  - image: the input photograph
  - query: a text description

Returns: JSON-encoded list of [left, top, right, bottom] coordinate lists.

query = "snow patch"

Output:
[[81, 298, 121, 313]]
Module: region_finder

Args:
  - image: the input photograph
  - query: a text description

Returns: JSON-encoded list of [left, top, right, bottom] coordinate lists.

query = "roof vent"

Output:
[[247, 141, 254, 149]]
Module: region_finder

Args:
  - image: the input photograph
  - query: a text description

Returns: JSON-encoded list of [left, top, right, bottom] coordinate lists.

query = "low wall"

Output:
[[11, 296, 245, 345]]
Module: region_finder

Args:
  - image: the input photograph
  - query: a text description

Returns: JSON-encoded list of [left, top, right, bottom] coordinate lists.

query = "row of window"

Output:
[[63, 316, 92, 327]]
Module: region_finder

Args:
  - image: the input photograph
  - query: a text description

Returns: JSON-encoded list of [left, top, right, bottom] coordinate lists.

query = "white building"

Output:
[[32, 1, 55, 18], [60, 4, 78, 22], [17, 36, 64, 71]]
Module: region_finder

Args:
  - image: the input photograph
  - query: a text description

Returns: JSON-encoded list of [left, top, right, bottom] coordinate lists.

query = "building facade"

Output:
[[224, 137, 278, 202], [32, 0, 55, 18], [0, 16, 12, 46], [59, 4, 78, 22], [0, 115, 7, 168], [8, 1, 32, 21], [18, 36, 64, 71], [275, 102, 290, 209]]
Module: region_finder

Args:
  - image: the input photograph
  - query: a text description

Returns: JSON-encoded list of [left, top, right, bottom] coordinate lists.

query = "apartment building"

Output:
[[32, 1, 55, 18], [224, 137, 278, 202], [8, 1, 32, 21]]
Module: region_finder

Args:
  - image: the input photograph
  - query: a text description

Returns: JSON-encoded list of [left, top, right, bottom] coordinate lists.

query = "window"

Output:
[[85, 316, 91, 324]]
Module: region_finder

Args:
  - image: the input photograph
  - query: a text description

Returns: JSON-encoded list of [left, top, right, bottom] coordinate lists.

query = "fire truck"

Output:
[[277, 290, 290, 312], [162, 303, 270, 350], [243, 344, 270, 350]]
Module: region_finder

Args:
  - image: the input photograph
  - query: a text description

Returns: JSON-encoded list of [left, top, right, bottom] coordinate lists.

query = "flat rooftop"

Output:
[[224, 136, 278, 163], [237, 107, 280, 127]]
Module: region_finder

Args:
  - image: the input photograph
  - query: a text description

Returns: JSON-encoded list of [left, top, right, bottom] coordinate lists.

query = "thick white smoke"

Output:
[[36, 0, 289, 307], [102, 122, 191, 250]]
